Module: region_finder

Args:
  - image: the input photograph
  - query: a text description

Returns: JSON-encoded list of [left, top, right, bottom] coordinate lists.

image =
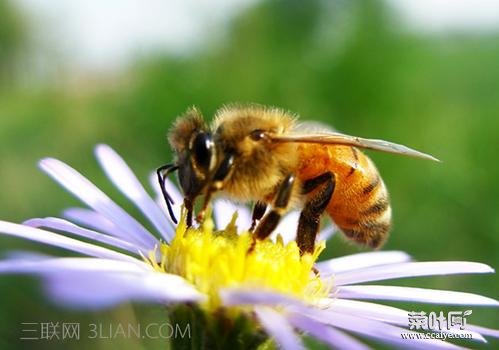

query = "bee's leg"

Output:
[[197, 153, 236, 223], [297, 172, 335, 255], [184, 197, 194, 227], [250, 201, 267, 232], [196, 190, 213, 223], [250, 174, 296, 250]]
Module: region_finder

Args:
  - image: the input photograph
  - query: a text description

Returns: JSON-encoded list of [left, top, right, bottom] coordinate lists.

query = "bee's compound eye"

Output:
[[192, 132, 213, 171], [250, 129, 266, 141]]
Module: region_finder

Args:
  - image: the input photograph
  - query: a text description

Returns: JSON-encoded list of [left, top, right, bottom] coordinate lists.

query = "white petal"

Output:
[[220, 288, 303, 307], [336, 285, 499, 306], [254, 306, 305, 350], [96, 144, 174, 242], [317, 223, 337, 242], [272, 210, 300, 244], [334, 261, 495, 286], [0, 220, 140, 263], [467, 324, 499, 339], [213, 199, 252, 231], [326, 298, 409, 325], [316, 251, 412, 275], [46, 270, 204, 309], [289, 312, 371, 350], [39, 158, 157, 249], [289, 307, 466, 350], [0, 257, 204, 309], [24, 217, 143, 255], [3, 251, 51, 261], [0, 257, 148, 274], [325, 298, 486, 342], [63, 207, 124, 238], [272, 213, 336, 244]]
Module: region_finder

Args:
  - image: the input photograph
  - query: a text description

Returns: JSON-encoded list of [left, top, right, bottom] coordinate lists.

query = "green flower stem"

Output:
[[168, 304, 273, 350]]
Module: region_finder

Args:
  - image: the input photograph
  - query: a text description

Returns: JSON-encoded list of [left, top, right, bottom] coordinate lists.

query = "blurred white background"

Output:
[[16, 0, 499, 72]]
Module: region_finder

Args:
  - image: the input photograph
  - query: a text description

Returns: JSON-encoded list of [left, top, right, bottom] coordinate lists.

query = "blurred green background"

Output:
[[0, 0, 497, 349]]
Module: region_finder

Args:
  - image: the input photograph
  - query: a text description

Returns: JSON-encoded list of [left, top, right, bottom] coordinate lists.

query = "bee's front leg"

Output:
[[249, 201, 267, 232], [184, 197, 194, 227], [249, 174, 296, 252]]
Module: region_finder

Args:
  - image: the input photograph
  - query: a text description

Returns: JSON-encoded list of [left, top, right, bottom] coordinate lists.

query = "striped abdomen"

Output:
[[297, 144, 392, 248]]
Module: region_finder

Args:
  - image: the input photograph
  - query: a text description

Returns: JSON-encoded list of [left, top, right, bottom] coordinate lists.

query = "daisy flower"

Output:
[[0, 144, 497, 349]]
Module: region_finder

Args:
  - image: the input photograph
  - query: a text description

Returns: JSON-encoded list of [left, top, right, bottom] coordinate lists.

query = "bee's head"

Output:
[[166, 107, 237, 224], [168, 107, 217, 202]]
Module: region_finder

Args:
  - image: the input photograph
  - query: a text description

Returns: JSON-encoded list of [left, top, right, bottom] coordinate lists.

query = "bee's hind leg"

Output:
[[297, 172, 335, 255], [249, 174, 296, 252]]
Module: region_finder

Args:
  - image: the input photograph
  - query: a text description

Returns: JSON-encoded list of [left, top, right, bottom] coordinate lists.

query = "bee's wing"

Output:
[[293, 121, 337, 134], [270, 132, 440, 162]]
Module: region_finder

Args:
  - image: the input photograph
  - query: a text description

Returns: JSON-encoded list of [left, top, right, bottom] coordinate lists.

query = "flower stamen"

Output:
[[146, 210, 331, 310]]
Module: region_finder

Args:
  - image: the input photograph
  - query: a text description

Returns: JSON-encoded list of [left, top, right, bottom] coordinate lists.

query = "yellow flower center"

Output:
[[146, 210, 330, 310]]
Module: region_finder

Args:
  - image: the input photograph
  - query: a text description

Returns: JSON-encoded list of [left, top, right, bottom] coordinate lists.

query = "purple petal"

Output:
[[220, 288, 303, 307], [334, 261, 495, 286], [316, 251, 412, 275], [467, 325, 499, 339], [24, 217, 143, 255], [336, 285, 499, 306], [0, 257, 204, 309], [46, 272, 204, 309], [288, 307, 465, 350], [39, 158, 157, 249], [254, 306, 305, 350], [326, 299, 486, 342], [149, 173, 182, 226], [0, 220, 140, 263], [3, 251, 51, 261], [0, 256, 148, 274], [317, 222, 337, 242], [213, 199, 252, 231], [95, 144, 174, 242], [63, 207, 125, 237], [326, 298, 409, 325], [289, 312, 371, 350]]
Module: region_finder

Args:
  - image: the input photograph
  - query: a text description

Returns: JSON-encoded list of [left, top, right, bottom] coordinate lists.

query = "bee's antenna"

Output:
[[156, 164, 179, 224]]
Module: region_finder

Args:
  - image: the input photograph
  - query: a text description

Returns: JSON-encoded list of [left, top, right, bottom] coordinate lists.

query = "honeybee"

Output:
[[158, 105, 438, 254]]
